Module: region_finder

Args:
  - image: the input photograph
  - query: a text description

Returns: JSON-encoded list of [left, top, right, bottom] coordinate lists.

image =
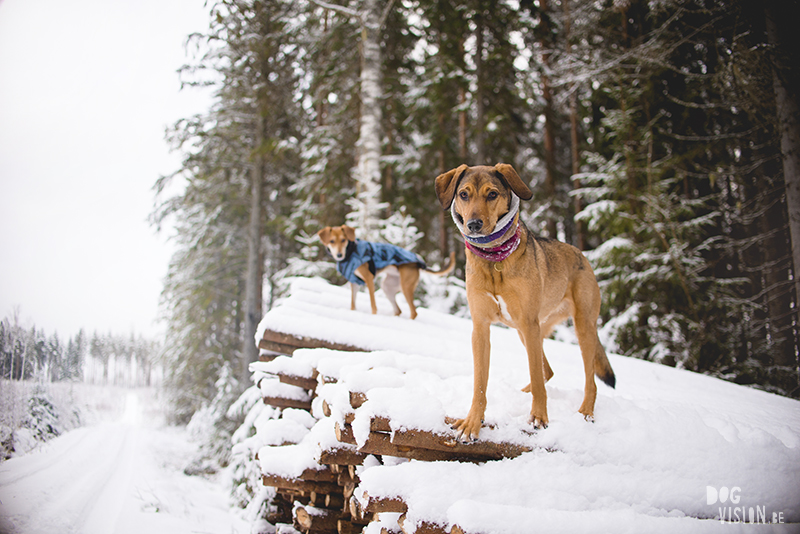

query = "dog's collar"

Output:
[[465, 224, 522, 263], [452, 194, 522, 263]]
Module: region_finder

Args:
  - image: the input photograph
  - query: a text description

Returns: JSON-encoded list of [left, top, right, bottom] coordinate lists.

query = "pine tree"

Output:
[[564, 0, 798, 394], [155, 0, 305, 420]]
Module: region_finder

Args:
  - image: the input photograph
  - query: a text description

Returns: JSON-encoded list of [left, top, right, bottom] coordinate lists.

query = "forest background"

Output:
[[4, 0, 799, 473]]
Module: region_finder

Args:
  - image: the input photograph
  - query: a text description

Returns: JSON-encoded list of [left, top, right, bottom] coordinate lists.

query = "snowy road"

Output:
[[0, 390, 248, 534]]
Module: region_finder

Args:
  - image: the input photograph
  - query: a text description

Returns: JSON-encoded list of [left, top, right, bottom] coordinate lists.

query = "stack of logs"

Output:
[[256, 329, 368, 533], [255, 328, 532, 534]]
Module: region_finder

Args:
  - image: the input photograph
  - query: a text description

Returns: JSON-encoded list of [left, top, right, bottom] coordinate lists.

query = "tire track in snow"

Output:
[[0, 427, 94, 486], [0, 394, 141, 534], [77, 425, 139, 534]]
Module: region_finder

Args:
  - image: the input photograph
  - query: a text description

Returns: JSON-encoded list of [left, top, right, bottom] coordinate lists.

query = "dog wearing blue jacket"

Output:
[[318, 225, 455, 319]]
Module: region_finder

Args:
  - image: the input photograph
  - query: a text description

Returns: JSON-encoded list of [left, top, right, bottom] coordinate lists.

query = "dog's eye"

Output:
[[459, 191, 469, 201], [487, 191, 499, 200]]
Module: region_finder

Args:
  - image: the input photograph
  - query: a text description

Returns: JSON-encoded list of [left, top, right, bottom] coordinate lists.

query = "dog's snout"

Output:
[[467, 219, 483, 234]]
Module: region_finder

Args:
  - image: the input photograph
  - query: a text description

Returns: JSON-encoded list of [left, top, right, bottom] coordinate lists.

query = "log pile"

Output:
[[260, 463, 368, 533], [258, 328, 365, 357], [253, 328, 539, 534], [253, 336, 368, 534]]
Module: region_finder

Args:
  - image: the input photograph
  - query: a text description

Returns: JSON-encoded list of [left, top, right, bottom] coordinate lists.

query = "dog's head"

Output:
[[317, 225, 356, 261], [434, 163, 532, 237]]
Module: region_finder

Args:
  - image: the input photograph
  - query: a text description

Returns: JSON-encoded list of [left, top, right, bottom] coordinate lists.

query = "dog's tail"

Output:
[[594, 336, 616, 389], [424, 251, 456, 276]]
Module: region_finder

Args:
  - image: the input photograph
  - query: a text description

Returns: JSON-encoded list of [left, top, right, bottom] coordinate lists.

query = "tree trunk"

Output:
[[438, 136, 448, 256], [563, 0, 584, 250], [242, 116, 264, 385], [765, 1, 800, 382], [352, 0, 384, 241], [539, 0, 558, 239], [459, 86, 468, 161], [474, 12, 486, 164]]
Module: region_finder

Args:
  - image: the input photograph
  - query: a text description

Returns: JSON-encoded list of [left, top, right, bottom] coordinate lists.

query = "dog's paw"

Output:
[[578, 404, 594, 422], [528, 413, 549, 430], [451, 416, 483, 443]]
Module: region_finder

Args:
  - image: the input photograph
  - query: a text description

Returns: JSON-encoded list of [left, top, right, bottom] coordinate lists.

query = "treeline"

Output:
[[0, 312, 162, 387], [155, 0, 799, 423]]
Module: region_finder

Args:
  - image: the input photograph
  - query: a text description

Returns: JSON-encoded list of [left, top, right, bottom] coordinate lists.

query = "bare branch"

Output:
[[379, 0, 396, 28], [308, 0, 362, 22]]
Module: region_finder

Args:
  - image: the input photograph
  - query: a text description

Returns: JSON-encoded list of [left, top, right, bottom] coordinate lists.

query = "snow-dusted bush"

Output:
[[0, 423, 13, 460], [0, 382, 84, 459], [24, 387, 63, 441], [228, 385, 280, 532], [418, 273, 469, 318], [184, 364, 244, 476]]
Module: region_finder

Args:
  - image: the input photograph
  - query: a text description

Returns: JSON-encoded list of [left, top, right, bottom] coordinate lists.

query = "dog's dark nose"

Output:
[[467, 219, 483, 234]]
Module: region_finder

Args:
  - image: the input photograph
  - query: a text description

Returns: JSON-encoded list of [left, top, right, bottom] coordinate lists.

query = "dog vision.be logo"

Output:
[[706, 486, 785, 524]]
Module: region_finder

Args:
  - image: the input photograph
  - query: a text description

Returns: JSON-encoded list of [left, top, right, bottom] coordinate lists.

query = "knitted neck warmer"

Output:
[[451, 194, 522, 263]]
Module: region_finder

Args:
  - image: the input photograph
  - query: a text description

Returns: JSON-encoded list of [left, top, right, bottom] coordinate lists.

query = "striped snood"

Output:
[[451, 194, 522, 263]]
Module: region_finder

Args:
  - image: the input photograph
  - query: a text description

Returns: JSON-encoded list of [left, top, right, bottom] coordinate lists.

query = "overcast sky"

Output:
[[0, 0, 213, 338]]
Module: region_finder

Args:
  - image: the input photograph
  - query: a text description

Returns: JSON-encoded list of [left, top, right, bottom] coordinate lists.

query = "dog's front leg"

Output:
[[454, 318, 491, 441], [520, 318, 549, 429], [354, 264, 378, 314], [350, 283, 358, 311]]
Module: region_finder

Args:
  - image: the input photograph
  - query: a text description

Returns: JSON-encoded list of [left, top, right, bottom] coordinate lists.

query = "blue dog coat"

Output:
[[337, 240, 426, 285]]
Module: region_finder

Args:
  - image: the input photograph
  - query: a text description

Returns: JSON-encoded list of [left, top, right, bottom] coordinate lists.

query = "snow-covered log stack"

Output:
[[247, 277, 800, 534], [258, 329, 365, 357], [254, 355, 317, 412], [251, 345, 541, 534], [251, 353, 370, 533]]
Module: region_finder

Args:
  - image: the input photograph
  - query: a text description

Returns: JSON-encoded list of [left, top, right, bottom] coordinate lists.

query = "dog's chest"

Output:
[[486, 292, 516, 327]]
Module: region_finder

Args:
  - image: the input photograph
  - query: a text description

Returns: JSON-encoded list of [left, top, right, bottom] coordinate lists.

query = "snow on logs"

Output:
[[259, 327, 365, 357], [250, 347, 539, 534]]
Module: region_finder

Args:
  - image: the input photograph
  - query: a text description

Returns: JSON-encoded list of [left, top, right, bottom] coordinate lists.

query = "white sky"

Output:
[[0, 0, 213, 338]]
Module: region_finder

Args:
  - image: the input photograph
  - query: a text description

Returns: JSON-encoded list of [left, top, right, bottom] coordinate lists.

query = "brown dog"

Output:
[[318, 225, 455, 319], [435, 163, 615, 439]]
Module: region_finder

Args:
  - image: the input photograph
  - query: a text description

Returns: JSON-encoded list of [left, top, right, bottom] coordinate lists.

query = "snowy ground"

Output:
[[0, 387, 249, 534], [256, 277, 800, 533]]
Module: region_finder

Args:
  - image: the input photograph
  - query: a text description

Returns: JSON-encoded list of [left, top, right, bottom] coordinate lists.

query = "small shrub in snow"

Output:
[[23, 388, 62, 442], [0, 424, 13, 460], [185, 363, 244, 476], [228, 385, 287, 530], [228, 385, 272, 510]]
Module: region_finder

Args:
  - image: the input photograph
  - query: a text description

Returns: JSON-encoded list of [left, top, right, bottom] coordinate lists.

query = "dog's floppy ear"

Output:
[[317, 227, 332, 242], [434, 164, 469, 210], [342, 225, 356, 242], [494, 163, 533, 200]]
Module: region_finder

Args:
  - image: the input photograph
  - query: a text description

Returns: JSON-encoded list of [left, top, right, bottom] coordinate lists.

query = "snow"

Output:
[[251, 356, 316, 380], [259, 378, 312, 402], [256, 277, 800, 532], [255, 277, 471, 359], [257, 417, 357, 479], [0, 387, 249, 534]]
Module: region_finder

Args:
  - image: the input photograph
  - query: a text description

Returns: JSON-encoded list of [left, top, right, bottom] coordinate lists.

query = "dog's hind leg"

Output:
[[572, 278, 603, 421], [518, 330, 554, 385], [381, 266, 402, 316], [398, 264, 420, 320]]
